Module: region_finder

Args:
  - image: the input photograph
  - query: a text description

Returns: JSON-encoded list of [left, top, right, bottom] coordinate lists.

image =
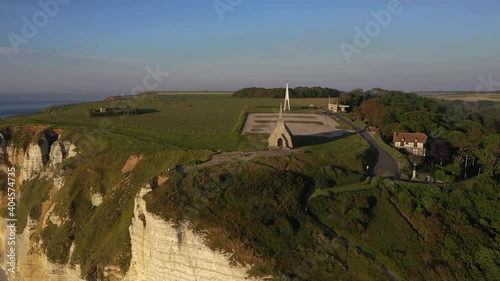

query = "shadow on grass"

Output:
[[137, 108, 160, 114], [293, 132, 355, 147]]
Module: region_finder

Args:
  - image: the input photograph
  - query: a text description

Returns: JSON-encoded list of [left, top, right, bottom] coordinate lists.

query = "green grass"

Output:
[[143, 134, 386, 280], [1, 94, 334, 152], [1, 126, 213, 280], [3, 95, 319, 151], [1, 94, 498, 280], [308, 176, 500, 281], [232, 104, 249, 133], [13, 177, 53, 232], [6, 95, 281, 133], [157, 91, 233, 95], [329, 115, 351, 130], [313, 176, 376, 196]]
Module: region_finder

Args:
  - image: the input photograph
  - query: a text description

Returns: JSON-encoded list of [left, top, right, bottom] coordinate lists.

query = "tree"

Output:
[[447, 131, 468, 152], [349, 88, 364, 95], [409, 154, 425, 165], [476, 142, 500, 176], [361, 99, 385, 126]]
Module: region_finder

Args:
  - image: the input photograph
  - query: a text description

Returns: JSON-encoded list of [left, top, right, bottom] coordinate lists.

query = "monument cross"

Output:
[[284, 82, 291, 111]]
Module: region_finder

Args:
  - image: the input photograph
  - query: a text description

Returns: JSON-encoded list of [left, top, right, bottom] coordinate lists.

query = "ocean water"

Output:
[[0, 94, 106, 119]]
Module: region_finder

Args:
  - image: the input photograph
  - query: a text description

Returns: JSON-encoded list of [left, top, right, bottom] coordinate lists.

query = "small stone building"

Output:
[[328, 97, 349, 112], [268, 105, 293, 149]]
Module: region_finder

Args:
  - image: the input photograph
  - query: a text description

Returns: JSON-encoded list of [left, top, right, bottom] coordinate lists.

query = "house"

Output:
[[393, 132, 428, 156], [327, 97, 350, 113], [368, 126, 377, 134]]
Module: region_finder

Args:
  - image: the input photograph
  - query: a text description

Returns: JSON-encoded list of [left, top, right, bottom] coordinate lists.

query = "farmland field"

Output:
[[418, 92, 500, 101], [22, 95, 328, 131]]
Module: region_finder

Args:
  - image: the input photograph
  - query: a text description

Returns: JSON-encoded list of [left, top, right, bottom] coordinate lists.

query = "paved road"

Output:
[[331, 112, 399, 179], [179, 110, 399, 178]]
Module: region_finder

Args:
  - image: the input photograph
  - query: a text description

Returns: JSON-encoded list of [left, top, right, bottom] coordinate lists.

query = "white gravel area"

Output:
[[242, 113, 351, 138]]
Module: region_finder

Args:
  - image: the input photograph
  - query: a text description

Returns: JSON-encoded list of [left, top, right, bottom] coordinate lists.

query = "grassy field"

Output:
[[3, 95, 332, 151], [157, 91, 233, 95], [1, 100, 497, 280], [418, 92, 500, 102]]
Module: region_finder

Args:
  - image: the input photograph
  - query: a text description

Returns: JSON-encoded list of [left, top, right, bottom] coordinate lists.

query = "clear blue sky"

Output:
[[0, 0, 499, 95]]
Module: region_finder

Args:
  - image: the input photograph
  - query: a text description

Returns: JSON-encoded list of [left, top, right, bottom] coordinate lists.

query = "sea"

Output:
[[0, 93, 107, 119]]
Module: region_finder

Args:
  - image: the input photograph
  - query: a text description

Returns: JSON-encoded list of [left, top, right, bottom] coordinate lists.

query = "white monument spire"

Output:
[[284, 81, 291, 111]]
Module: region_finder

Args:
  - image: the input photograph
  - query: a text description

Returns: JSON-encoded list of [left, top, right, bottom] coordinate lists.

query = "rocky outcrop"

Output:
[[0, 127, 81, 281], [49, 141, 77, 168], [2, 218, 83, 281], [0, 128, 77, 183], [1, 126, 262, 280], [2, 185, 262, 281], [124, 186, 260, 281], [5, 143, 44, 184], [91, 193, 103, 207], [0, 133, 6, 160]]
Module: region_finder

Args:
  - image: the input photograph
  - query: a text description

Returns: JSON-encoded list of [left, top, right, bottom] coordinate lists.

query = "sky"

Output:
[[0, 0, 499, 96]]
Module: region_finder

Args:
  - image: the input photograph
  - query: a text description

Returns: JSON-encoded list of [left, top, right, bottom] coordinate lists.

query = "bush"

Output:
[[400, 174, 410, 180], [434, 170, 446, 182]]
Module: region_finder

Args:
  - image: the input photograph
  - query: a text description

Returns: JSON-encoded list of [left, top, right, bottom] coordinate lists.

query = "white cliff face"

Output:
[[124, 187, 261, 281], [5, 143, 44, 184], [1, 138, 77, 184], [2, 218, 83, 281], [63, 141, 77, 159], [1, 180, 262, 281], [48, 142, 65, 168], [91, 193, 103, 207], [1, 129, 263, 280], [49, 141, 77, 168], [0, 130, 81, 281], [0, 208, 82, 281]]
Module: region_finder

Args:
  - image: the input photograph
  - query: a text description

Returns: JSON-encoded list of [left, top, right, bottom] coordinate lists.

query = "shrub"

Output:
[[434, 170, 446, 182]]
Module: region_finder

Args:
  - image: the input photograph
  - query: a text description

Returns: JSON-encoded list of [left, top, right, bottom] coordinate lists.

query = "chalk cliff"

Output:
[[0, 128, 81, 281], [124, 186, 259, 281], [6, 217, 82, 281], [5, 143, 44, 184], [0, 128, 76, 183], [0, 127, 260, 281]]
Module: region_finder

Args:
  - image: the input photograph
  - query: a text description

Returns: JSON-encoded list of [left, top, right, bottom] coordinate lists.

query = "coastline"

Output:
[[0, 94, 106, 119]]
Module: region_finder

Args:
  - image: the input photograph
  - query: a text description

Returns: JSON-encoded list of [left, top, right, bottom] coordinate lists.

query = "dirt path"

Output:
[[179, 149, 303, 173]]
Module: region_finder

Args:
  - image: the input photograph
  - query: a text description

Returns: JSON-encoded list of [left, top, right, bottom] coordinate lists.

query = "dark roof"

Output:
[[393, 132, 428, 143]]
